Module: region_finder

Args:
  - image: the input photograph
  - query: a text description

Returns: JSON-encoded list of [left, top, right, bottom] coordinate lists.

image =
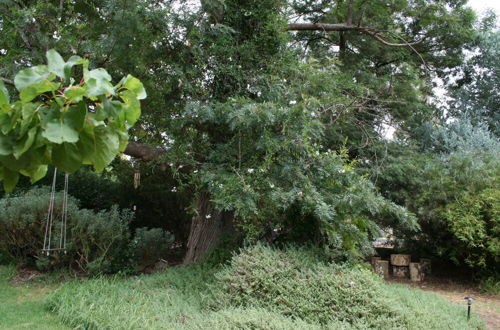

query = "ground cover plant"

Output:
[[46, 245, 484, 329]]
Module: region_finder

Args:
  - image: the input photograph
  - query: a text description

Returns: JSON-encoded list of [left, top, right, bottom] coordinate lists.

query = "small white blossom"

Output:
[[311, 111, 317, 117], [247, 168, 255, 174], [339, 169, 346, 174], [297, 191, 303, 197], [193, 170, 198, 173], [169, 163, 173, 167], [218, 184, 223, 188], [178, 165, 183, 169], [289, 100, 297, 105], [259, 168, 265, 173], [206, 214, 211, 219], [171, 187, 177, 192], [269, 183, 275, 188]]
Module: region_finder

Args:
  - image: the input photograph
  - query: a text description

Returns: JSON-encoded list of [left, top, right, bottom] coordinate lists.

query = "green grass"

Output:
[[44, 246, 486, 330], [0, 265, 68, 330]]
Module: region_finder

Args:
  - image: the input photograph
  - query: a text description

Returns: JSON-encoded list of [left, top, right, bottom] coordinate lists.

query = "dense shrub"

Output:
[[0, 186, 171, 275], [214, 245, 405, 328], [129, 227, 175, 270], [445, 189, 499, 270]]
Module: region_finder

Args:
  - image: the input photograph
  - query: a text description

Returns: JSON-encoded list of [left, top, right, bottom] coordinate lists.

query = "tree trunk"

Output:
[[183, 191, 232, 264]]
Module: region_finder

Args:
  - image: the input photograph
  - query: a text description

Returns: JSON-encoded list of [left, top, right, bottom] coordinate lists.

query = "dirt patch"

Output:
[[387, 277, 500, 330], [11, 269, 44, 284]]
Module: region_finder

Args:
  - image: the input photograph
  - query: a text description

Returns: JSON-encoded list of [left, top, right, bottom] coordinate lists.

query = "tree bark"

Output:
[[183, 191, 233, 264], [124, 142, 166, 161]]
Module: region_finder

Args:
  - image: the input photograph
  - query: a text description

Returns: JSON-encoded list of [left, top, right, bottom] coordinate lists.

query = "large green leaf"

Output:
[[30, 165, 48, 183], [91, 126, 120, 172], [13, 127, 37, 159], [19, 80, 60, 102], [52, 142, 83, 173], [86, 78, 115, 97], [85, 68, 114, 97], [122, 75, 147, 100], [0, 81, 9, 105], [64, 55, 86, 81], [1, 166, 19, 193], [65, 102, 87, 131], [14, 65, 53, 90], [42, 118, 79, 144], [0, 133, 13, 156], [64, 85, 87, 102], [20, 103, 39, 136], [46, 49, 66, 79], [41, 104, 86, 144]]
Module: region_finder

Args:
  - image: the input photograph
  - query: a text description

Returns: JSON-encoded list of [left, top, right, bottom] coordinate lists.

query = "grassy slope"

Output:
[[45, 260, 485, 329], [0, 266, 68, 330]]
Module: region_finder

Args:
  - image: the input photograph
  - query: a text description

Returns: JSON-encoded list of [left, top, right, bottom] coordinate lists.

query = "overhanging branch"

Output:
[[124, 141, 166, 161], [287, 23, 423, 47]]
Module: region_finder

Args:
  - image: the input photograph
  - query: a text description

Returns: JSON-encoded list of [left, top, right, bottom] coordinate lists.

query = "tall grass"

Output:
[[46, 246, 485, 329]]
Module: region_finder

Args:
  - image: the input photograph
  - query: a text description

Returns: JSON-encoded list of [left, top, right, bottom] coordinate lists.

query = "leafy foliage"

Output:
[[366, 119, 499, 273], [446, 189, 499, 270], [0, 50, 144, 192], [0, 186, 175, 275], [130, 227, 175, 270], [448, 25, 500, 136]]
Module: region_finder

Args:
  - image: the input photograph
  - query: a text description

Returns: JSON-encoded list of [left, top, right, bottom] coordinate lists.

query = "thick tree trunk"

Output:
[[183, 191, 232, 264]]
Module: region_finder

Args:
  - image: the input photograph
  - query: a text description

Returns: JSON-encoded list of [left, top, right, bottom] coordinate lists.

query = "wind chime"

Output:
[[42, 168, 69, 256], [132, 169, 140, 212]]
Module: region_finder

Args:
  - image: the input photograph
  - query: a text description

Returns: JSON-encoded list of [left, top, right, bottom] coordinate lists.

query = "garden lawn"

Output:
[[45, 246, 486, 329], [0, 266, 68, 330]]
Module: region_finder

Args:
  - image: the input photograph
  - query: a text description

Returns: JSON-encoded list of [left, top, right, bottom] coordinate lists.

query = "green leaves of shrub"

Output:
[[0, 50, 145, 192]]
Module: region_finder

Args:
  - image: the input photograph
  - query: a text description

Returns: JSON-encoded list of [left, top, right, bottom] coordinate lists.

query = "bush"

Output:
[[0, 187, 132, 274], [129, 227, 174, 270], [214, 245, 405, 328], [445, 189, 499, 270]]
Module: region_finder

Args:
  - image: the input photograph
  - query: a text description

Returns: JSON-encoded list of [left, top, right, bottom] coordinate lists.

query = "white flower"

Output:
[[218, 184, 223, 188], [311, 111, 317, 117], [259, 168, 265, 173], [169, 163, 173, 167], [193, 170, 198, 173], [247, 168, 255, 174], [339, 169, 346, 174], [171, 187, 177, 192], [269, 183, 275, 188], [289, 100, 297, 105], [297, 191, 303, 197], [178, 165, 183, 169], [206, 214, 211, 219]]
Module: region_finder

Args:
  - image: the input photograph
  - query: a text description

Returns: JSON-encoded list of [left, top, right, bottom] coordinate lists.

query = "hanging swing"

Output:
[[42, 168, 69, 256]]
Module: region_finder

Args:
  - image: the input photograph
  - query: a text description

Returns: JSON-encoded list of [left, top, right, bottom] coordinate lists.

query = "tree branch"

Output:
[[124, 142, 166, 161], [0, 77, 14, 86], [286, 23, 423, 47]]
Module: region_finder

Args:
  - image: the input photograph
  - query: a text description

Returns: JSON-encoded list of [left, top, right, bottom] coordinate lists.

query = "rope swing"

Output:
[[42, 168, 69, 256]]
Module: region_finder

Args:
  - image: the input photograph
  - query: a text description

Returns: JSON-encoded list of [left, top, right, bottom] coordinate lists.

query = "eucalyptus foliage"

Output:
[[0, 50, 145, 192]]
